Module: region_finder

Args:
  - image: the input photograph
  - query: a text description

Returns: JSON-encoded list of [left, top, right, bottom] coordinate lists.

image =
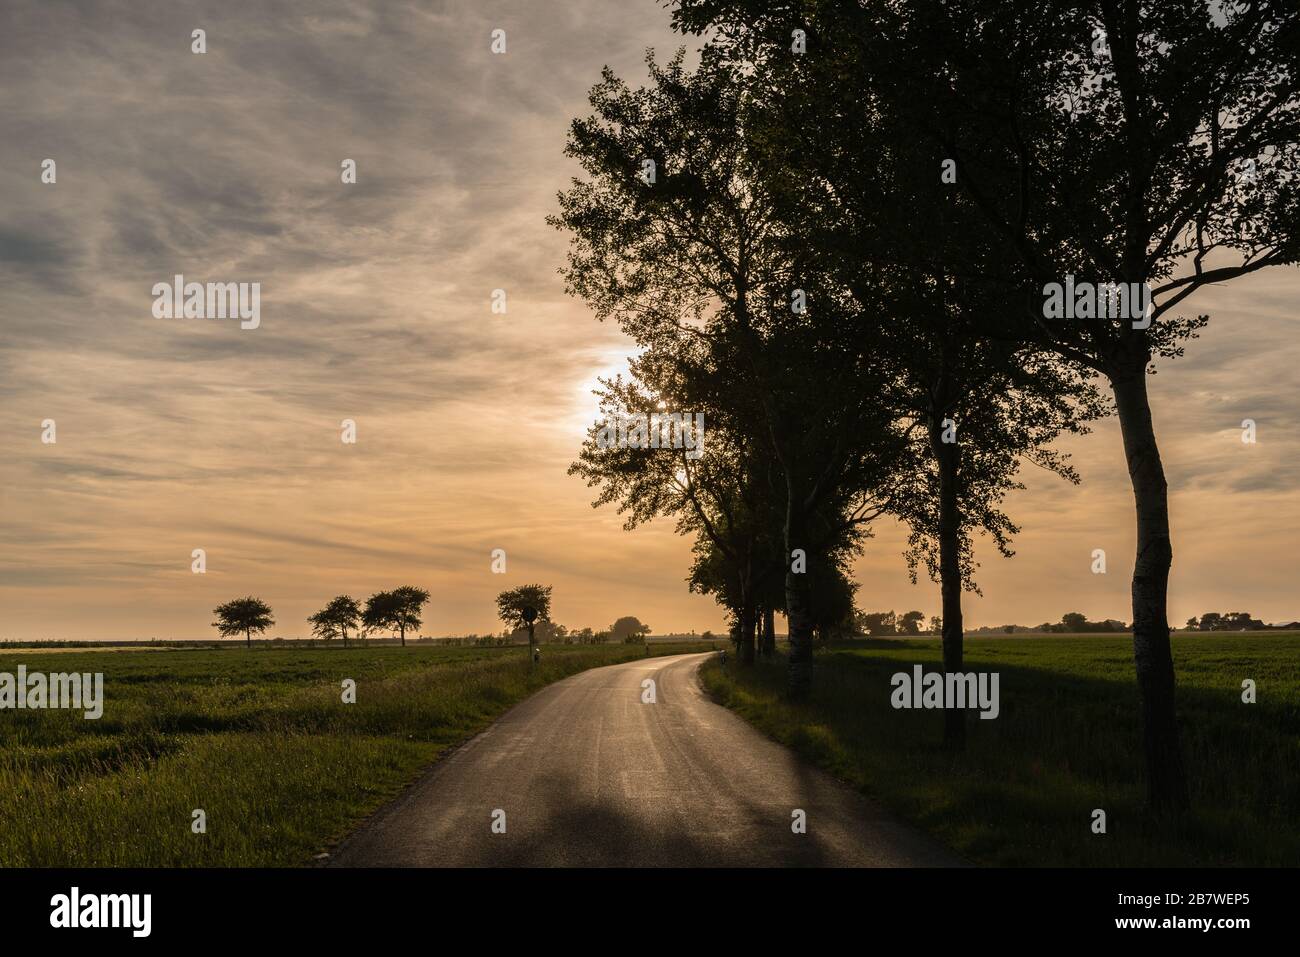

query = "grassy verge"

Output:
[[699, 635, 1300, 866], [0, 641, 712, 866]]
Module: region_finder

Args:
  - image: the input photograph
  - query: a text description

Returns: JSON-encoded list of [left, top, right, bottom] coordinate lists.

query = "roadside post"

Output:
[[523, 605, 538, 669]]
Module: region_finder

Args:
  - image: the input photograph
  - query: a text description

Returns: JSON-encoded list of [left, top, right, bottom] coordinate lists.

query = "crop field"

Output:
[[701, 634, 1300, 866], [0, 641, 712, 866]]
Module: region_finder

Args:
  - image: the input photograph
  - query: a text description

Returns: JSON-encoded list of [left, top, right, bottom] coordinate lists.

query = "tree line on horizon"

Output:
[[552, 0, 1299, 814], [211, 587, 430, 648], [210, 586, 655, 648]]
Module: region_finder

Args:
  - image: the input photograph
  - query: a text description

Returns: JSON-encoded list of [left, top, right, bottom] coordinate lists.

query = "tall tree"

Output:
[[568, 347, 775, 664], [554, 50, 907, 689], [675, 0, 1300, 812], [212, 596, 274, 649]]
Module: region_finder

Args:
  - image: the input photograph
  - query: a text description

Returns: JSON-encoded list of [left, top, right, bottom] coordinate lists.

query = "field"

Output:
[[700, 634, 1300, 866], [0, 641, 712, 867]]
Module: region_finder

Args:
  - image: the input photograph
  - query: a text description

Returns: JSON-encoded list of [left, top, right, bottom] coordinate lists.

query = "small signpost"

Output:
[[522, 605, 538, 668]]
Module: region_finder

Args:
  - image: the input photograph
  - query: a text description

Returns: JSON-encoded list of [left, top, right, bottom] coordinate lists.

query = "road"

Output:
[[328, 652, 962, 867]]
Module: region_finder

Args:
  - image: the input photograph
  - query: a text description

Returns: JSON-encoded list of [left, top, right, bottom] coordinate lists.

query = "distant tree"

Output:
[[861, 611, 897, 637], [212, 596, 275, 649], [811, 569, 859, 645], [1062, 612, 1089, 633], [610, 616, 651, 643], [362, 586, 430, 646], [308, 595, 361, 647], [497, 584, 553, 662], [928, 615, 942, 636], [361, 591, 396, 641], [390, 586, 430, 646], [506, 619, 568, 644], [496, 585, 553, 632], [898, 611, 926, 636], [1223, 611, 1266, 631]]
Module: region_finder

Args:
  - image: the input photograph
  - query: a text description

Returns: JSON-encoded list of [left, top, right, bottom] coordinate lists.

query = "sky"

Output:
[[1, 0, 1296, 641]]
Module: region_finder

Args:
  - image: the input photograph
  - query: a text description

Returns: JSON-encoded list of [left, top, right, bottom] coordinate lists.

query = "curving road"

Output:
[[328, 653, 962, 867]]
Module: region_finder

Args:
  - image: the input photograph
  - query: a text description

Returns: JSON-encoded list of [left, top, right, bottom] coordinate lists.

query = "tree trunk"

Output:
[[246, 628, 251, 650], [399, 623, 406, 647], [785, 509, 815, 697], [1111, 367, 1188, 811], [761, 605, 777, 657], [737, 603, 757, 665], [930, 415, 965, 751]]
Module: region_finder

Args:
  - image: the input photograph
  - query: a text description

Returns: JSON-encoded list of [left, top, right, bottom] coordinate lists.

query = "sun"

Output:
[[568, 347, 638, 439]]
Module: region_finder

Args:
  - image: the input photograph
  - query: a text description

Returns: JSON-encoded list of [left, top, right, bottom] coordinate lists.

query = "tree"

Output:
[[361, 591, 395, 641], [675, 0, 1300, 815], [1062, 612, 1090, 633], [308, 595, 361, 647], [898, 611, 926, 636], [495, 584, 553, 631], [610, 616, 651, 643], [887, 0, 1298, 805], [570, 350, 778, 665], [363, 587, 430, 646], [861, 611, 897, 637], [554, 50, 907, 687], [496, 584, 553, 663], [676, 2, 1102, 747], [212, 596, 274, 649]]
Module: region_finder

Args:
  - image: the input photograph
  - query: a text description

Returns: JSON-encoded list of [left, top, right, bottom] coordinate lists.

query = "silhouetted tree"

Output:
[[495, 584, 553, 630], [308, 595, 361, 647], [554, 51, 907, 688], [675, 0, 1300, 815], [496, 584, 553, 662], [610, 616, 651, 642], [363, 587, 429, 646], [898, 611, 926, 636], [212, 596, 274, 649]]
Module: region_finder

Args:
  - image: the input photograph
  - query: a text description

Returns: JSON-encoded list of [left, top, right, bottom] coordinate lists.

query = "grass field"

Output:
[[700, 634, 1300, 866], [0, 641, 712, 867]]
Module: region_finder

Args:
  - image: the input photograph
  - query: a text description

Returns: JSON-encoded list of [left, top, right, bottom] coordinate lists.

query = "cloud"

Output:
[[0, 0, 1296, 638]]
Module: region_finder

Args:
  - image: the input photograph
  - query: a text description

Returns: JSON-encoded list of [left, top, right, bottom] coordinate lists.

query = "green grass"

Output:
[[0, 641, 712, 866], [700, 634, 1300, 866]]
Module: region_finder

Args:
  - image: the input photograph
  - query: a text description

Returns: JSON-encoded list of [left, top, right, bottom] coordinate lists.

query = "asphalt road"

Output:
[[329, 652, 962, 867]]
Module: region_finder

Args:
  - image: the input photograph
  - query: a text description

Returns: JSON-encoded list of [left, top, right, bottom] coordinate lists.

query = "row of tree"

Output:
[[855, 610, 937, 636], [554, 0, 1299, 812], [212, 585, 652, 649], [213, 588, 432, 648], [1185, 611, 1271, 631]]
